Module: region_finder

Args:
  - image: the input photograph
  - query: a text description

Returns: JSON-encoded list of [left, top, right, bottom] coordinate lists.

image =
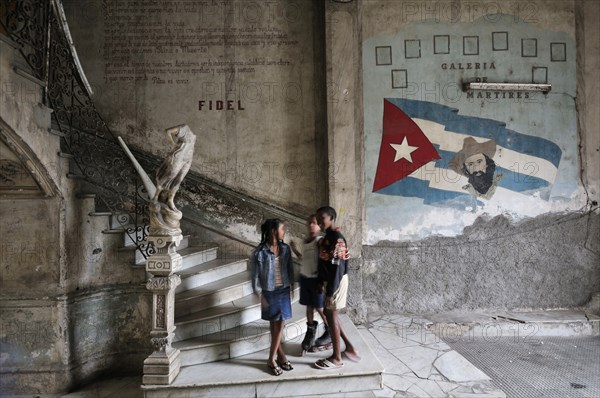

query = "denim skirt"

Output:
[[261, 287, 292, 321]]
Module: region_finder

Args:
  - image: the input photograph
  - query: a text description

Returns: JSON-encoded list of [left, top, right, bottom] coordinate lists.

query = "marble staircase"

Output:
[[143, 315, 384, 398], [133, 230, 384, 397], [67, 172, 384, 396]]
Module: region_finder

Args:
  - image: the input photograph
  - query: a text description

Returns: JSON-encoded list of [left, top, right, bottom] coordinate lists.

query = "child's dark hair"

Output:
[[307, 214, 317, 223], [260, 218, 283, 245], [316, 206, 336, 220]]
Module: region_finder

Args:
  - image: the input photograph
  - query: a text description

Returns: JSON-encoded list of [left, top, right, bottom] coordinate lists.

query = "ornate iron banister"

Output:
[[1, 0, 153, 259], [2, 0, 309, 260], [1, 0, 50, 91]]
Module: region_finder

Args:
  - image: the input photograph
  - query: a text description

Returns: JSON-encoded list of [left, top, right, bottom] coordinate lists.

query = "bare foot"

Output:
[[342, 350, 362, 362]]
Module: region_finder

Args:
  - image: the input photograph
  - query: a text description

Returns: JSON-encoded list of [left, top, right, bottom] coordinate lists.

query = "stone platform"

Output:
[[62, 309, 600, 398], [142, 315, 384, 398]]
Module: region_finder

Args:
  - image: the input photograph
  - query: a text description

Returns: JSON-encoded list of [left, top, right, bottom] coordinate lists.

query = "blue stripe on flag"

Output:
[[376, 177, 481, 208], [386, 98, 562, 167], [377, 176, 465, 201]]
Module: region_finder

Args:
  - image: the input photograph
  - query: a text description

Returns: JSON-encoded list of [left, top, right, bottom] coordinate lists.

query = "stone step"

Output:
[[88, 211, 113, 217], [108, 213, 135, 229], [66, 172, 85, 180], [175, 271, 254, 317], [58, 151, 74, 159], [426, 309, 600, 339], [75, 192, 97, 199], [144, 315, 384, 397], [48, 127, 66, 137], [119, 236, 191, 265], [102, 224, 143, 240], [174, 287, 301, 341], [137, 242, 217, 268], [176, 256, 247, 294], [176, 245, 220, 272], [173, 300, 309, 366], [123, 226, 151, 248], [109, 224, 189, 250], [174, 293, 261, 342], [124, 233, 189, 250]]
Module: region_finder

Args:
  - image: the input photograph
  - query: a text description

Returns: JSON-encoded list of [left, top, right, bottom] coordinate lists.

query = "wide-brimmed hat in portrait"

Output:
[[449, 137, 497, 175]]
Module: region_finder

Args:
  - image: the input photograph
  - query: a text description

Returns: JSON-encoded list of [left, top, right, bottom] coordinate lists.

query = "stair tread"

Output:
[[178, 255, 246, 277], [175, 286, 300, 325], [129, 243, 213, 258], [175, 292, 261, 324], [119, 235, 191, 251], [147, 315, 384, 395], [104, 224, 136, 231], [177, 244, 218, 257], [175, 270, 252, 302], [76, 193, 97, 198], [89, 211, 113, 216], [173, 300, 305, 350]]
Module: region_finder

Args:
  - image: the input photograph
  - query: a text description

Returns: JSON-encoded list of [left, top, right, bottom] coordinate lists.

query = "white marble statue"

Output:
[[118, 124, 196, 236]]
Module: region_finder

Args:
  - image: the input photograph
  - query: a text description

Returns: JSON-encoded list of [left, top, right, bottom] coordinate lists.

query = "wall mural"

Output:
[[372, 99, 562, 204], [363, 14, 577, 242]]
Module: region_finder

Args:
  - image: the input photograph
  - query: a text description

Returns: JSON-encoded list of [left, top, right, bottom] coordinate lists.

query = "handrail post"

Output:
[[142, 234, 183, 385]]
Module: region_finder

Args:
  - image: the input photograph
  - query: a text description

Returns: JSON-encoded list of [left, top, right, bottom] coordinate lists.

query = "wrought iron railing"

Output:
[[1, 0, 153, 259], [1, 0, 310, 261], [2, 0, 50, 88]]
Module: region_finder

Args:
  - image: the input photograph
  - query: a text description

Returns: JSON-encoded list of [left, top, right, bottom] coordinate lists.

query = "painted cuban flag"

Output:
[[372, 99, 562, 206]]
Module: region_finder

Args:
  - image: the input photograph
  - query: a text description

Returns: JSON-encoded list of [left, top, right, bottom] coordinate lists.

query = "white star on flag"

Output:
[[390, 137, 418, 163]]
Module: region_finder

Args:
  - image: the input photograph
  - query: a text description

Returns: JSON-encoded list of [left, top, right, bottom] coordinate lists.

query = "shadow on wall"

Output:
[[68, 287, 153, 387]]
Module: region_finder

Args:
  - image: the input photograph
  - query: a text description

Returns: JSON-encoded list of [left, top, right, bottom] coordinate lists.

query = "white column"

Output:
[[142, 234, 182, 385]]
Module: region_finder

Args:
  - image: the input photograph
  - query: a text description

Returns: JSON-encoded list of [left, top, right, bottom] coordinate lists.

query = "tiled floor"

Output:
[[62, 314, 506, 398], [351, 314, 505, 397]]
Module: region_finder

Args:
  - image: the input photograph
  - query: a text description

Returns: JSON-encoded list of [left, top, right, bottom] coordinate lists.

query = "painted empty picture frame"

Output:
[[391, 69, 408, 89], [532, 66, 548, 84], [522, 38, 538, 57], [550, 42, 566, 62], [434, 35, 450, 54], [404, 40, 421, 59], [492, 32, 508, 51], [376, 46, 392, 65], [463, 36, 479, 55]]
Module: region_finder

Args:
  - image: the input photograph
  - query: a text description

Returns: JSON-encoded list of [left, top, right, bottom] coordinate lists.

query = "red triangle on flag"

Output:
[[372, 99, 441, 192]]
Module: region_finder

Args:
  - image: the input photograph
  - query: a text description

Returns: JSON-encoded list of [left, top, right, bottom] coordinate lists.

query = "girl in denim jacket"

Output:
[[251, 218, 294, 375]]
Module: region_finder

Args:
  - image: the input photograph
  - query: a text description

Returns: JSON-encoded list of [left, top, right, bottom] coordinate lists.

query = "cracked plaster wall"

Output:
[[354, 0, 600, 317], [359, 212, 599, 316], [63, 0, 329, 216], [0, 39, 151, 395]]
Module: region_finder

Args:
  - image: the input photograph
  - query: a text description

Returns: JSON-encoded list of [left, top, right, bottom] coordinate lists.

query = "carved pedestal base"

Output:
[[146, 235, 183, 276], [142, 347, 181, 385], [143, 235, 183, 385]]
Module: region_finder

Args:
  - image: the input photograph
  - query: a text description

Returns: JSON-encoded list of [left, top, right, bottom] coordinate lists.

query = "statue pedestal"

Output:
[[143, 346, 181, 385], [143, 235, 183, 385], [145, 235, 183, 276]]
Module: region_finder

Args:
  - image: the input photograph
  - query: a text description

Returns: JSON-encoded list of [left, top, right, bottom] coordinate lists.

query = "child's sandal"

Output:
[[277, 360, 293, 371], [268, 362, 283, 376]]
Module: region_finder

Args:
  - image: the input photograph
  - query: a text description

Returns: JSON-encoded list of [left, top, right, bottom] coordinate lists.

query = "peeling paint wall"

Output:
[[0, 301, 70, 394], [1, 38, 151, 395], [63, 0, 328, 214], [363, 1, 583, 241], [0, 37, 71, 394], [1, 2, 599, 393], [355, 0, 600, 315], [68, 287, 152, 383], [361, 212, 599, 314]]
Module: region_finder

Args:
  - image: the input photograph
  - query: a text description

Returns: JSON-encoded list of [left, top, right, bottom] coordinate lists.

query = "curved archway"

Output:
[[0, 117, 59, 198]]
